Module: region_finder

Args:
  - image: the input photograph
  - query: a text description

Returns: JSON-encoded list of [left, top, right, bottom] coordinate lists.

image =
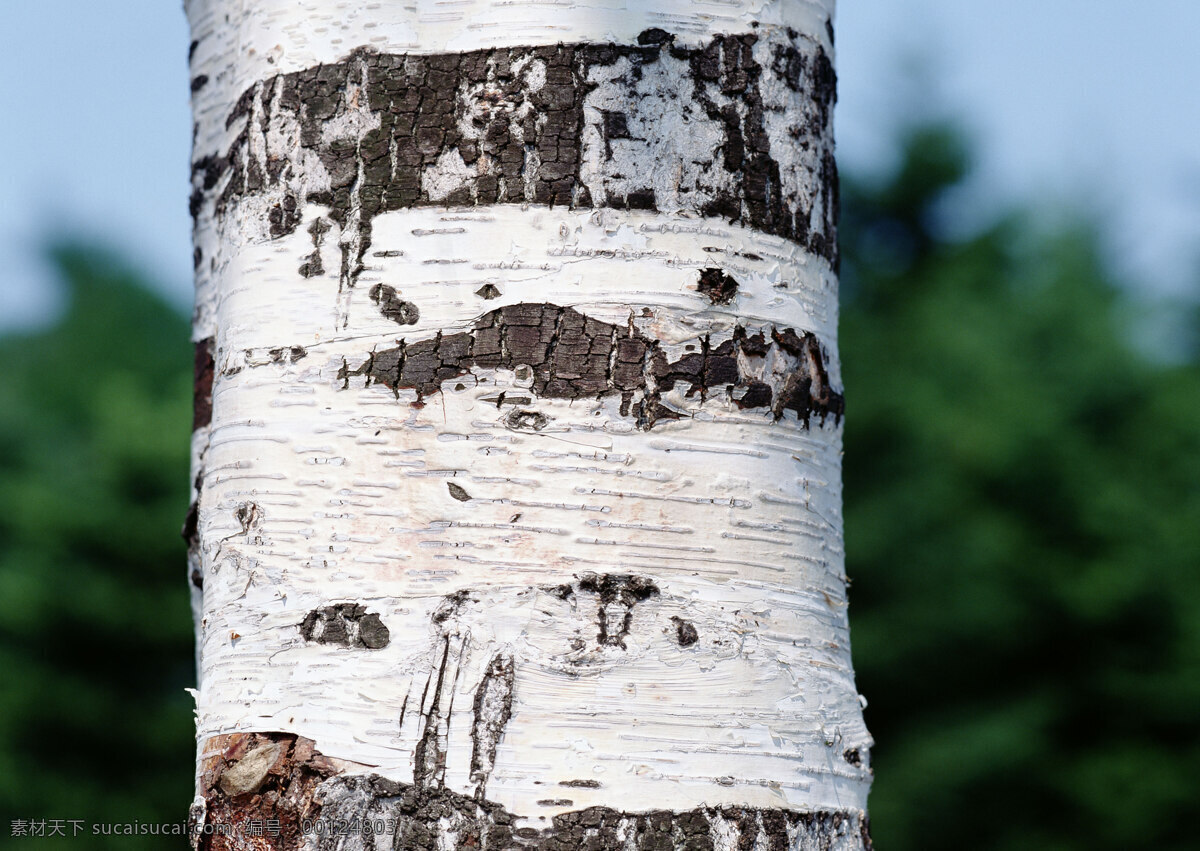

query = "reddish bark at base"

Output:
[[194, 732, 872, 851]]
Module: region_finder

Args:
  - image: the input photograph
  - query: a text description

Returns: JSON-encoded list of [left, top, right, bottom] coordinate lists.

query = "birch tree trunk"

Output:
[[184, 1, 870, 848]]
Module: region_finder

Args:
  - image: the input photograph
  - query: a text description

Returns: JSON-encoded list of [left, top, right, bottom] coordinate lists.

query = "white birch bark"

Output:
[[185, 1, 870, 848]]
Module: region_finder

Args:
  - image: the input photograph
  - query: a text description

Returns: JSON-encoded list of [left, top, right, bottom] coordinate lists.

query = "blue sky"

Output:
[[0, 1, 1197, 329]]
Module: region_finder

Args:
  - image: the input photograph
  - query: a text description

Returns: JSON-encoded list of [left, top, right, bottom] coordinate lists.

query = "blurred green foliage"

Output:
[[0, 246, 195, 848], [842, 123, 1200, 849], [0, 121, 1196, 850]]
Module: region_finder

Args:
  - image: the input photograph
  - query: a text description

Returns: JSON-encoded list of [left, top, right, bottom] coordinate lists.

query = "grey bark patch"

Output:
[[559, 778, 601, 788], [469, 652, 515, 799], [504, 409, 549, 431], [475, 283, 502, 300], [696, 267, 739, 304], [309, 773, 872, 850], [300, 604, 391, 649], [671, 616, 699, 647], [266, 345, 307, 363], [233, 501, 259, 534], [348, 302, 844, 429], [447, 482, 472, 501], [195, 30, 838, 291], [368, 283, 420, 324], [413, 637, 453, 788]]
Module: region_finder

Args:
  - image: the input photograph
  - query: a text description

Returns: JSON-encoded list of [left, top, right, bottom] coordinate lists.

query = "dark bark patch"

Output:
[[369, 283, 420, 325], [298, 254, 324, 277], [300, 604, 391, 649], [559, 778, 601, 788], [671, 616, 699, 647], [182, 501, 199, 548], [268, 193, 302, 238], [298, 217, 330, 277], [578, 573, 659, 649], [194, 32, 840, 289], [475, 283, 502, 300], [191, 74, 209, 93], [637, 28, 674, 47], [696, 267, 739, 304], [733, 381, 773, 409], [447, 482, 472, 502], [193, 337, 215, 431], [348, 303, 843, 430]]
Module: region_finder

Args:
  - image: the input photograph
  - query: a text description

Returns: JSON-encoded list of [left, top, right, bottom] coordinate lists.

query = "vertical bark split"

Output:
[[186, 1, 869, 848]]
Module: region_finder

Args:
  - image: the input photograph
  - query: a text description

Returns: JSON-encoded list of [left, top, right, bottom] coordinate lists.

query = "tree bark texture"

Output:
[[185, 1, 870, 848]]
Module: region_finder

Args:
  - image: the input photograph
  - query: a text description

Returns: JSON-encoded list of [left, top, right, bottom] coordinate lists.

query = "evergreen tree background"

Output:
[[0, 248, 196, 849], [0, 121, 1196, 848]]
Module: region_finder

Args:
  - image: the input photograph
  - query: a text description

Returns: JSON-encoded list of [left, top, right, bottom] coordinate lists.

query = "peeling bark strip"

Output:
[[194, 28, 837, 292], [347, 302, 844, 428], [309, 774, 872, 851]]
